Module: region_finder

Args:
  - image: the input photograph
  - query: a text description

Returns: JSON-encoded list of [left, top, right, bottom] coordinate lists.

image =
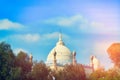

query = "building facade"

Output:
[[46, 33, 101, 76]]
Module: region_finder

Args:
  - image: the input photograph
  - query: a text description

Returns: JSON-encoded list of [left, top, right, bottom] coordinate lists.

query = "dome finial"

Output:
[[57, 31, 64, 45], [59, 29, 62, 41], [59, 33, 62, 41]]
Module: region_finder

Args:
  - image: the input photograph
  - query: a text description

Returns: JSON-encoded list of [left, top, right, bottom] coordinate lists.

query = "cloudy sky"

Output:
[[0, 0, 120, 69]]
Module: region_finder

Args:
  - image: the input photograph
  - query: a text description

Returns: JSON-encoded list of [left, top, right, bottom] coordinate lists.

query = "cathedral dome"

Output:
[[46, 34, 72, 66]]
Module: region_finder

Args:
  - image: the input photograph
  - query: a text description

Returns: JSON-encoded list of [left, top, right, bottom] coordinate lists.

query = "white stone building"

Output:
[[46, 33, 101, 76]]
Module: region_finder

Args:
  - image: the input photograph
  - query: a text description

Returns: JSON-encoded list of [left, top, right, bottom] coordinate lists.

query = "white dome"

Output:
[[46, 34, 72, 66]]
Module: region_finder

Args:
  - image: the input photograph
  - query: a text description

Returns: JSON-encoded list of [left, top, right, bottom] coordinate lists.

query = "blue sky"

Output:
[[0, 0, 120, 69]]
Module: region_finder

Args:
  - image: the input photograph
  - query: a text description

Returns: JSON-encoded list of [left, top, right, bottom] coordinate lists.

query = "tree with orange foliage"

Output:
[[55, 64, 86, 80], [107, 43, 120, 68]]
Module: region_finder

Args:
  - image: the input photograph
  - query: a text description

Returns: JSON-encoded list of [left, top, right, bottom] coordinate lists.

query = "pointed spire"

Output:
[[56, 32, 64, 45], [59, 33, 62, 41]]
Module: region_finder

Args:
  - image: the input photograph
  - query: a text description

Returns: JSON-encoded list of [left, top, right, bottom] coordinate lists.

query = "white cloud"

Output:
[[90, 21, 120, 35], [10, 34, 41, 43], [44, 14, 120, 35], [22, 34, 40, 42], [42, 32, 69, 40], [91, 22, 105, 28], [44, 15, 87, 27], [0, 19, 23, 30], [5, 32, 69, 44], [13, 48, 29, 55], [43, 32, 59, 39]]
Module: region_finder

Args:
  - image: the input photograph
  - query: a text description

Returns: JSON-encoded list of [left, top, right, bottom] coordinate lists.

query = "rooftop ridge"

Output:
[[82, 64, 92, 68]]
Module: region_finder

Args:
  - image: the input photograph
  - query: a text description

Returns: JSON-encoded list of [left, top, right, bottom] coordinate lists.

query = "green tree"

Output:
[[107, 43, 120, 68], [30, 61, 50, 80], [10, 67, 21, 80], [0, 42, 20, 80]]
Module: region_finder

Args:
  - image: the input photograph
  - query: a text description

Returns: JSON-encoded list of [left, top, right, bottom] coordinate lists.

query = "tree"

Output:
[[89, 68, 106, 80], [89, 68, 120, 80], [30, 61, 50, 80], [14, 51, 32, 80], [107, 43, 120, 68], [105, 68, 120, 80], [10, 67, 21, 80], [55, 64, 86, 80], [0, 42, 19, 80]]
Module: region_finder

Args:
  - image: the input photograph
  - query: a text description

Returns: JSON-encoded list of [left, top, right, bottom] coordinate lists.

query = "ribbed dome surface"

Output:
[[46, 34, 72, 66]]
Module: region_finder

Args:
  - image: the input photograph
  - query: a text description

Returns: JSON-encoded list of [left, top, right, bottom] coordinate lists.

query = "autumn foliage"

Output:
[[1, 42, 120, 80], [107, 43, 120, 67]]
